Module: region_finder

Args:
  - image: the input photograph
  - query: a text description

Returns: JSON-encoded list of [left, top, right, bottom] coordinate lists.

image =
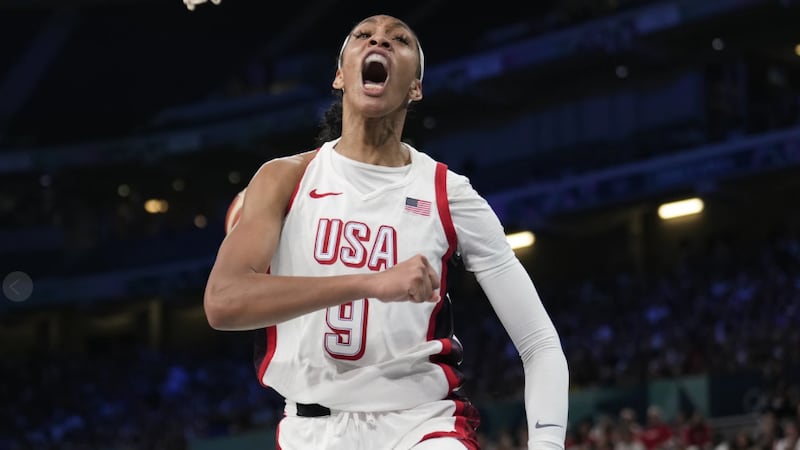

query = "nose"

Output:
[[369, 35, 391, 50]]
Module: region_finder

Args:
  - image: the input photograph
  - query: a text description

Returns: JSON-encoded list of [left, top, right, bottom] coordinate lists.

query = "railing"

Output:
[[486, 125, 800, 226]]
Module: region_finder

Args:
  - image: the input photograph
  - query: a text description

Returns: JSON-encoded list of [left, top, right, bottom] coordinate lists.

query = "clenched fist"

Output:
[[371, 254, 441, 303]]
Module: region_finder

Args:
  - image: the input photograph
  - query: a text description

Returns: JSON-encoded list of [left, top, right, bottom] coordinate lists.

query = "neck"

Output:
[[336, 106, 410, 167]]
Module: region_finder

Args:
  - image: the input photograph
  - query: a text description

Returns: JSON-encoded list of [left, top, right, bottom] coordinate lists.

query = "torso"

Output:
[[254, 140, 463, 412]]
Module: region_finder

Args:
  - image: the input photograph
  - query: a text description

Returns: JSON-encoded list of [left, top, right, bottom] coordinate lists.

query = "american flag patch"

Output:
[[404, 197, 432, 216]]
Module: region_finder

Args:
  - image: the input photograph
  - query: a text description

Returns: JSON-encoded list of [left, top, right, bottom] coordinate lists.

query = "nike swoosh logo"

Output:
[[534, 420, 563, 429], [309, 189, 342, 199]]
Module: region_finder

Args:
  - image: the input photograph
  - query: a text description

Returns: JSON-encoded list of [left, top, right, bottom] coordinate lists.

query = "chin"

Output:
[[356, 96, 404, 118]]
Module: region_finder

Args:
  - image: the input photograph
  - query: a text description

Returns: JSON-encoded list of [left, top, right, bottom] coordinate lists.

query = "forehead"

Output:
[[352, 15, 414, 34]]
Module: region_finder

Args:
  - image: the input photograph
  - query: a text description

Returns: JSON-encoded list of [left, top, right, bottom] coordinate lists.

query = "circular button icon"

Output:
[[3, 271, 33, 302]]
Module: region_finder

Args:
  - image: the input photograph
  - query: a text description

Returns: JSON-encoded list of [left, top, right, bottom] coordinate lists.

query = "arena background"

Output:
[[1, 0, 799, 449]]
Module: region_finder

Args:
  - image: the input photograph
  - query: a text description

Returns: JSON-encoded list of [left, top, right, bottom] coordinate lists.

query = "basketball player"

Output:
[[204, 14, 568, 450]]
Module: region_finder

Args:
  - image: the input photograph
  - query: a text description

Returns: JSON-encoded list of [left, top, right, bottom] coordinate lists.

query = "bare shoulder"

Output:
[[254, 150, 315, 181], [245, 150, 318, 212], [280, 150, 318, 173]]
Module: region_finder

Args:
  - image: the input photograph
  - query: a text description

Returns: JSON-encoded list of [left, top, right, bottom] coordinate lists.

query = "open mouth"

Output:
[[362, 53, 388, 88]]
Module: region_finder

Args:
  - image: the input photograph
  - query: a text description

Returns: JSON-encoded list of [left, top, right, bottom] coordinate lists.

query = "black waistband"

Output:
[[296, 402, 331, 417]]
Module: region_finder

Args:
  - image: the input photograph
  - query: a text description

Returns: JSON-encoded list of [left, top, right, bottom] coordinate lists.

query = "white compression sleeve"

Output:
[[475, 258, 569, 450]]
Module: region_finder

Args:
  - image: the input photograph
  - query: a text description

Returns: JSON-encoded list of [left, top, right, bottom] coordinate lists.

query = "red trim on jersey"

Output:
[[286, 181, 302, 215], [435, 338, 461, 390], [426, 162, 461, 392], [257, 325, 278, 388], [428, 162, 457, 339], [440, 336, 452, 353], [285, 148, 320, 214], [435, 162, 457, 272], [256, 267, 278, 389], [417, 399, 480, 449]]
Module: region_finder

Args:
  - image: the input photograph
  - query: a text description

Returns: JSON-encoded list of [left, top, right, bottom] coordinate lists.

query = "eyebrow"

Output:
[[354, 18, 413, 35]]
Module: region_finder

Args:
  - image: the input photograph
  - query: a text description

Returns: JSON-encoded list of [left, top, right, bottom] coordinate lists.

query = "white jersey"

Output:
[[255, 140, 464, 412]]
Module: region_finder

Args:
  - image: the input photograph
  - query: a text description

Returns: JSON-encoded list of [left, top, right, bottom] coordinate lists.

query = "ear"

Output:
[[408, 79, 423, 102], [332, 68, 344, 90]]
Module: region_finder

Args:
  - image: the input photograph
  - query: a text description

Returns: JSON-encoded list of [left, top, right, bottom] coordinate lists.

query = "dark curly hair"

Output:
[[315, 89, 344, 145]]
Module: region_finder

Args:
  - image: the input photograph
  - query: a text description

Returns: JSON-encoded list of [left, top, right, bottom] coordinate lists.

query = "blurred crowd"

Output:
[[478, 401, 800, 450], [556, 229, 800, 388], [0, 339, 284, 450], [454, 230, 800, 397]]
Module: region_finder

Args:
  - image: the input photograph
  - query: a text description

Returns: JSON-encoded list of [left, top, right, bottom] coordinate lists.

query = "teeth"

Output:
[[365, 53, 388, 67]]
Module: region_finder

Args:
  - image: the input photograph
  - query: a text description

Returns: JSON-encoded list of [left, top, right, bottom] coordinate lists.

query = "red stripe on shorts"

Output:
[[417, 399, 481, 449]]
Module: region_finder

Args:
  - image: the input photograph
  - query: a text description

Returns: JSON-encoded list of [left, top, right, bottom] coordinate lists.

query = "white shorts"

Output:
[[276, 397, 480, 450]]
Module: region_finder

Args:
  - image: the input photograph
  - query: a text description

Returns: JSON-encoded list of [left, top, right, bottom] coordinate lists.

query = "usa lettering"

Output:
[[314, 218, 397, 271]]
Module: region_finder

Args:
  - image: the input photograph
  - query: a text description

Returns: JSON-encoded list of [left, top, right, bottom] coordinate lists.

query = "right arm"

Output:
[[203, 154, 440, 331], [449, 171, 568, 449]]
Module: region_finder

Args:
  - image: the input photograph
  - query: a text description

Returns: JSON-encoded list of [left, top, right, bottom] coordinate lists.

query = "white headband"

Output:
[[337, 33, 425, 82]]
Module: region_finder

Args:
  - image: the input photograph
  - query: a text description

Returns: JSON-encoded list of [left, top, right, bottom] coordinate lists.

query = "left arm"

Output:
[[448, 171, 569, 450], [475, 259, 569, 450]]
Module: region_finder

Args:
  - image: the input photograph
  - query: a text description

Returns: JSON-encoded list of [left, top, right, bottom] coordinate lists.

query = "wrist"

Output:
[[350, 272, 379, 300]]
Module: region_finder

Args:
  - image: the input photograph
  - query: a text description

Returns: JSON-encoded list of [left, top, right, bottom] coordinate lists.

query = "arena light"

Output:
[[506, 231, 535, 250], [144, 199, 169, 214], [117, 184, 130, 197], [658, 197, 704, 220], [795, 44, 800, 57], [194, 214, 207, 229]]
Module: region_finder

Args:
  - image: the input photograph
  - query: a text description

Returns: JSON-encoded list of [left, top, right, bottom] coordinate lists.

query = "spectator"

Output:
[[638, 406, 674, 450], [774, 419, 800, 450], [682, 411, 712, 450]]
